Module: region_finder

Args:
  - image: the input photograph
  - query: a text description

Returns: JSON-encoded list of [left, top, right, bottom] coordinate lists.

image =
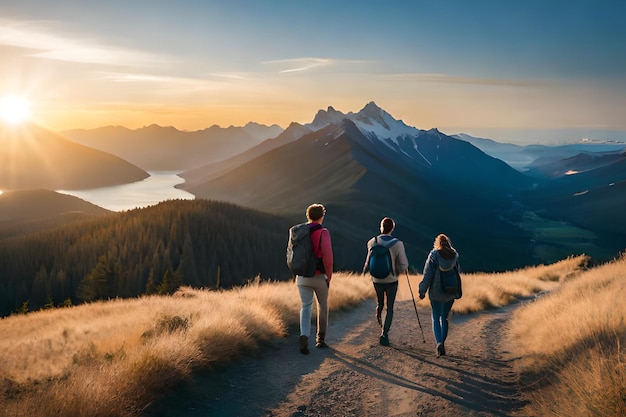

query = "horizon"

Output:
[[1, 1, 625, 145], [52, 100, 626, 146]]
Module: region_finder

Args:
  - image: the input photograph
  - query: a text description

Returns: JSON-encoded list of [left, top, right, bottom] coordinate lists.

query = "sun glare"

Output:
[[1, 94, 32, 125]]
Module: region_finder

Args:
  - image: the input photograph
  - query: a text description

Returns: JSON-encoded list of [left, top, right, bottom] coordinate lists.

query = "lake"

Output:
[[57, 171, 195, 211]]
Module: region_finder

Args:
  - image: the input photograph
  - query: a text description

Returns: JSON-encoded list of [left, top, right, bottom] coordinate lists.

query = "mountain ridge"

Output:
[[62, 123, 284, 171], [0, 123, 148, 191]]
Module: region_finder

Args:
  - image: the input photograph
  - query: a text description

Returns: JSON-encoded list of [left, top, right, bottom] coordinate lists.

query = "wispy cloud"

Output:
[[262, 57, 332, 73], [388, 73, 544, 87], [262, 57, 372, 73], [0, 18, 169, 67]]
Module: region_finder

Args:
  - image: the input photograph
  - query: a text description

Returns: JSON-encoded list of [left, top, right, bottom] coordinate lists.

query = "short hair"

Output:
[[381, 217, 395, 234], [306, 203, 326, 221]]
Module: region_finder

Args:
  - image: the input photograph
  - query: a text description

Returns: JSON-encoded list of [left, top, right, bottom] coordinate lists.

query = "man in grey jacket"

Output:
[[363, 217, 409, 346]]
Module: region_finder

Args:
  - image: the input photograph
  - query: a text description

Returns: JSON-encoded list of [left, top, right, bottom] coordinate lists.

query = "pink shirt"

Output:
[[310, 226, 333, 279]]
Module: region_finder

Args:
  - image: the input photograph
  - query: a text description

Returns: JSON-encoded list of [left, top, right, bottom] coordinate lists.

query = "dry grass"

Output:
[[0, 272, 374, 417], [509, 254, 626, 417], [0, 255, 613, 417], [432, 255, 588, 314]]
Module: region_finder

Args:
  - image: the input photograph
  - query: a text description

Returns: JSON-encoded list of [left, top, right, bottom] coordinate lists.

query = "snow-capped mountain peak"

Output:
[[307, 101, 422, 145]]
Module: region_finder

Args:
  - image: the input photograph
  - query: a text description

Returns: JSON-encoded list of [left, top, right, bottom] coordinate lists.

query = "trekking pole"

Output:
[[405, 271, 426, 343]]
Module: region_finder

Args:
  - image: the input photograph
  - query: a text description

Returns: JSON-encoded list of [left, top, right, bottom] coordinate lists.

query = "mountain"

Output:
[[181, 122, 312, 190], [455, 132, 626, 171], [62, 122, 284, 171], [452, 133, 531, 169], [0, 189, 110, 238], [179, 102, 536, 272], [523, 150, 626, 179], [0, 123, 148, 190], [0, 189, 109, 221]]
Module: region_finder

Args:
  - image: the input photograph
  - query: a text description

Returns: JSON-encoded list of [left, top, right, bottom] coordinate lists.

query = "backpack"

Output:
[[367, 236, 398, 279], [431, 264, 462, 301], [286, 223, 323, 277]]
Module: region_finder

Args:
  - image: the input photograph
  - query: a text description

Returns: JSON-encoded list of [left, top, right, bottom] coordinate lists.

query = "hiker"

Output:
[[418, 233, 461, 357], [295, 203, 333, 354], [363, 217, 409, 346]]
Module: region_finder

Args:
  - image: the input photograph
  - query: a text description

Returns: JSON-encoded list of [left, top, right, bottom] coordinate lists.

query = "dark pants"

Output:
[[374, 281, 398, 336]]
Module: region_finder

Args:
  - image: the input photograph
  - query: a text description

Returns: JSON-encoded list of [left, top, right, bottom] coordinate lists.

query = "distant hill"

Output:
[[0, 189, 110, 237], [0, 189, 109, 221], [0, 123, 148, 190], [181, 122, 312, 189], [454, 132, 626, 172], [62, 122, 284, 171]]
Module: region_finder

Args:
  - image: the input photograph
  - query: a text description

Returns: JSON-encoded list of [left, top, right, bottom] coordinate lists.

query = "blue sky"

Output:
[[1, 0, 625, 143]]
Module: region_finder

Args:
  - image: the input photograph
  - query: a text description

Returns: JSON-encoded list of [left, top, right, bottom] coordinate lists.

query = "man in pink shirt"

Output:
[[297, 203, 333, 354]]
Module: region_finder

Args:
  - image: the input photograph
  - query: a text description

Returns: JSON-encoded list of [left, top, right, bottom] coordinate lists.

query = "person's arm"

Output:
[[320, 229, 333, 282], [418, 251, 436, 298], [394, 241, 409, 275]]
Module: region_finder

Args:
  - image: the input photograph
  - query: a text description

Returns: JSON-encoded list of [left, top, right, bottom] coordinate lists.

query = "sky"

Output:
[[1, 0, 625, 144]]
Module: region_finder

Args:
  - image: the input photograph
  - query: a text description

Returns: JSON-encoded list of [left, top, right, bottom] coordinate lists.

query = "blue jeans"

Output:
[[429, 298, 454, 344]]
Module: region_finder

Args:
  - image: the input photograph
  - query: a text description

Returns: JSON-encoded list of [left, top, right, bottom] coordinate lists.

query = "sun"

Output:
[[1, 94, 32, 125]]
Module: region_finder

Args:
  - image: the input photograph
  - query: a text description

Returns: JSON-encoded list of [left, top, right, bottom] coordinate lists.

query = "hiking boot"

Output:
[[315, 333, 328, 348], [315, 332, 328, 348], [441, 343, 446, 356], [315, 340, 328, 348], [299, 335, 309, 355], [379, 334, 390, 346], [436, 343, 444, 357]]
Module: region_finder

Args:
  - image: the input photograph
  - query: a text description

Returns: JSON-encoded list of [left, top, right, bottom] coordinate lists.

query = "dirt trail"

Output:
[[147, 288, 528, 417]]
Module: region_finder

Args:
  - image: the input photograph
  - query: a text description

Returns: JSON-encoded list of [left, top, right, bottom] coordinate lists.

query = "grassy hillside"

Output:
[[0, 255, 604, 417], [0, 273, 374, 417], [509, 253, 626, 416]]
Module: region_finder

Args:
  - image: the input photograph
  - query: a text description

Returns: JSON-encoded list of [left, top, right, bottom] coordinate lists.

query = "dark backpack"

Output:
[[431, 264, 463, 301], [286, 223, 323, 277], [367, 236, 398, 279]]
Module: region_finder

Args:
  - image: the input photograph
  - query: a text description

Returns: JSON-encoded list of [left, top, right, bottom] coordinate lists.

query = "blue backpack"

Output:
[[367, 236, 398, 278]]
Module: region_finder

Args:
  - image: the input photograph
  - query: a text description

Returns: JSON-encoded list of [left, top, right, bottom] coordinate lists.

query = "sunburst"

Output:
[[1, 94, 32, 125]]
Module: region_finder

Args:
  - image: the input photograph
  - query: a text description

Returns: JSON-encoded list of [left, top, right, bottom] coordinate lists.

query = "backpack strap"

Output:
[[309, 223, 324, 272], [309, 223, 323, 250]]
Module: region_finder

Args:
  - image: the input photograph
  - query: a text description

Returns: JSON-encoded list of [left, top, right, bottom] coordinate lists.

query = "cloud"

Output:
[[0, 18, 169, 67], [262, 57, 332, 73], [388, 73, 544, 87], [262, 57, 372, 73]]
